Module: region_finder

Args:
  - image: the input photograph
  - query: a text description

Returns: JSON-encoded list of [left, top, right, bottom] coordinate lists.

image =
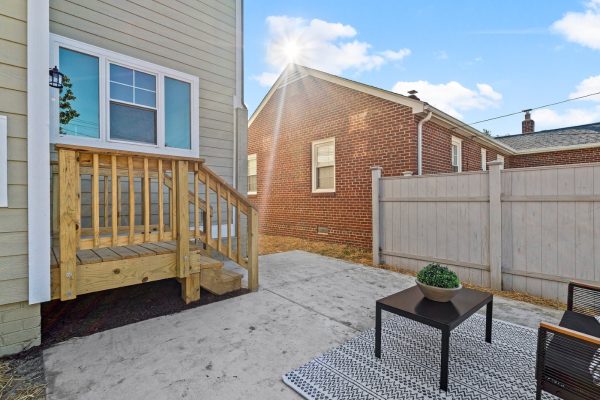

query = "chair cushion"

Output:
[[560, 310, 600, 338]]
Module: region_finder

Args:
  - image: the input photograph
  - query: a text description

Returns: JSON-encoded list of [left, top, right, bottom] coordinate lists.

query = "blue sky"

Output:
[[244, 0, 600, 136]]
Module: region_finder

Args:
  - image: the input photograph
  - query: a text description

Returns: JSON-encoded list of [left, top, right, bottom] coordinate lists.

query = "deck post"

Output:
[[247, 208, 259, 291], [176, 160, 190, 278], [58, 149, 80, 300]]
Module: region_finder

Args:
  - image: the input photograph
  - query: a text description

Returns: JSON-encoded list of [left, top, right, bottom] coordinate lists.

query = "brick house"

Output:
[[248, 64, 600, 248]]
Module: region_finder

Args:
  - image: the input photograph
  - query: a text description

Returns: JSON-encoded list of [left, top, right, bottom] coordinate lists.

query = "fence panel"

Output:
[[376, 162, 600, 302]]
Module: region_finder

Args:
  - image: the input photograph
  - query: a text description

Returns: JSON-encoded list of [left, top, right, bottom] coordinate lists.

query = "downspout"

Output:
[[417, 110, 433, 176]]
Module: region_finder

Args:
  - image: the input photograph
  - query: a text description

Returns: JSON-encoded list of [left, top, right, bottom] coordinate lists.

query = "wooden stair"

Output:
[[50, 241, 242, 301]]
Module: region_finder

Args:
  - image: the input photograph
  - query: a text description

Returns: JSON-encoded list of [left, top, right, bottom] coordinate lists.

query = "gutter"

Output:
[[417, 110, 433, 175]]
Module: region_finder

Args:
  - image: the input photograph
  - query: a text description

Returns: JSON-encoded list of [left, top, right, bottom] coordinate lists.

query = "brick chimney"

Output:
[[522, 110, 535, 134]]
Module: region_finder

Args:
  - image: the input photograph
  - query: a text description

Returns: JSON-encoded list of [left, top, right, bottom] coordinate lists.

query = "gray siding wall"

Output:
[[49, 0, 239, 183], [0, 0, 29, 305]]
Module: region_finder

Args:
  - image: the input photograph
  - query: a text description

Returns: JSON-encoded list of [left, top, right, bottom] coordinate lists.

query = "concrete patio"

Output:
[[43, 251, 564, 400]]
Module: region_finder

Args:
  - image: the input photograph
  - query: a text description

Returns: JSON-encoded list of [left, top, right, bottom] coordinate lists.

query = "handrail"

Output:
[[54, 146, 258, 300]]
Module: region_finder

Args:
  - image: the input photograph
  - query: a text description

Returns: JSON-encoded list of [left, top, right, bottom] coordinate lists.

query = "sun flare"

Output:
[[282, 39, 301, 63]]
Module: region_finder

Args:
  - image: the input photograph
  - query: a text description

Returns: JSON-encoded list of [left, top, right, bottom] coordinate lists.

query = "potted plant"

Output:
[[416, 263, 462, 302]]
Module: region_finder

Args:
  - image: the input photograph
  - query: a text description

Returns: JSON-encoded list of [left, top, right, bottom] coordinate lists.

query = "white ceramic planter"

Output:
[[416, 280, 463, 303]]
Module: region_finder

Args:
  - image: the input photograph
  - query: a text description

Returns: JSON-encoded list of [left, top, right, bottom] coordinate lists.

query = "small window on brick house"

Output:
[[248, 154, 257, 195], [312, 138, 335, 192], [451, 136, 462, 173], [481, 148, 487, 171]]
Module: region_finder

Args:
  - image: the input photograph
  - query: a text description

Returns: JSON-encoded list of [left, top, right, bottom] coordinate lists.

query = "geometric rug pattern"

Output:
[[284, 314, 559, 399]]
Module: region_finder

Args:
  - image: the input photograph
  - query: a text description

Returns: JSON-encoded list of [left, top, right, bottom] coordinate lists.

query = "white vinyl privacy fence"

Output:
[[372, 162, 600, 303]]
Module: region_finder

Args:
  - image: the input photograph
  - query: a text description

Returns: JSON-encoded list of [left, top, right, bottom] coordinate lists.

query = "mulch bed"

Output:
[[42, 279, 249, 348]]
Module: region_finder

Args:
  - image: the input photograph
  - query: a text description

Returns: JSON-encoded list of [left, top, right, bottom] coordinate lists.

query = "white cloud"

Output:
[[380, 49, 411, 60], [391, 80, 502, 118], [253, 72, 279, 87], [569, 74, 600, 100], [552, 0, 600, 50], [253, 15, 411, 87], [532, 106, 600, 129]]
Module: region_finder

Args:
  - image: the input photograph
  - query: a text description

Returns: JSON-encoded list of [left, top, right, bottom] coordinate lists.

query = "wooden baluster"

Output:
[[171, 160, 177, 235], [194, 163, 199, 239], [158, 159, 164, 241], [128, 157, 135, 244], [227, 191, 232, 258], [103, 176, 109, 227], [59, 149, 80, 300], [92, 154, 100, 248], [216, 182, 222, 252], [176, 161, 189, 277], [143, 158, 150, 242], [111, 155, 118, 246], [247, 207, 259, 291], [205, 173, 211, 245], [236, 198, 241, 264], [117, 177, 122, 228]]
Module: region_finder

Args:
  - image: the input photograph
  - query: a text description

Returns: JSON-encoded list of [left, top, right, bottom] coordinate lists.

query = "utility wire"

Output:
[[449, 90, 600, 131]]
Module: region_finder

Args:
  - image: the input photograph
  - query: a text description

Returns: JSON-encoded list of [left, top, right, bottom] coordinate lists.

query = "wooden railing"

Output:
[[52, 144, 258, 300]]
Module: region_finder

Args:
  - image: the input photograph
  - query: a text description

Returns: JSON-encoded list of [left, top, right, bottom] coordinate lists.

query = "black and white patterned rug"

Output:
[[284, 314, 558, 399]]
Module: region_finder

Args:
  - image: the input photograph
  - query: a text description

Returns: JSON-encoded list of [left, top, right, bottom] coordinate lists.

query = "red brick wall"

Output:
[[420, 118, 500, 174], [506, 146, 600, 168], [249, 77, 505, 248]]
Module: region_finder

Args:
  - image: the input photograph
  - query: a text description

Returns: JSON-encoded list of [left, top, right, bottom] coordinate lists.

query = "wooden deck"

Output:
[[50, 240, 241, 301], [51, 145, 257, 304]]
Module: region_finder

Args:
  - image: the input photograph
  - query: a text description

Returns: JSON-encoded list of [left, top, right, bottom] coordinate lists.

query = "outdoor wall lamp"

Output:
[[49, 66, 64, 89]]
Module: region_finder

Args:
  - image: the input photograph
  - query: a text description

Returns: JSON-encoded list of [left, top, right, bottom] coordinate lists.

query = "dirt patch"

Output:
[[0, 347, 45, 400], [260, 234, 566, 310], [42, 279, 249, 348]]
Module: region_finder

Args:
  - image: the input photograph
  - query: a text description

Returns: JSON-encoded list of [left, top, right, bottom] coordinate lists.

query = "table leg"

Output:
[[486, 300, 493, 344], [440, 329, 450, 391], [375, 303, 381, 358]]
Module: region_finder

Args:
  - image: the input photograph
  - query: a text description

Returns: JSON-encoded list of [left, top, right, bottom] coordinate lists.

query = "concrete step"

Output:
[[200, 269, 242, 295]]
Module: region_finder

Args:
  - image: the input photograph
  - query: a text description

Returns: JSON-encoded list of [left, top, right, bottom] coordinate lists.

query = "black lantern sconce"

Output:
[[49, 66, 64, 89]]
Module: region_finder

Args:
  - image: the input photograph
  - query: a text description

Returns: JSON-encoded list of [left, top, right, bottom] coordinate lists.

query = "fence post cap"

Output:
[[487, 160, 504, 167], [370, 166, 383, 171]]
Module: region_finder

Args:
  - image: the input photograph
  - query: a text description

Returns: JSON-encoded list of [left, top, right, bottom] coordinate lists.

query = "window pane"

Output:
[[135, 71, 155, 91], [110, 82, 133, 103], [135, 88, 156, 108], [316, 142, 334, 166], [110, 64, 133, 85], [317, 166, 334, 189], [165, 77, 191, 149], [59, 47, 100, 138], [110, 103, 156, 144], [248, 157, 257, 175], [248, 175, 257, 193]]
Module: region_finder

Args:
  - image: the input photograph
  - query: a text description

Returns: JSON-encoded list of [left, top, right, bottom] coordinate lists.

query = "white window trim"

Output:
[[312, 137, 336, 193], [481, 148, 487, 171], [0, 115, 7, 207], [451, 136, 462, 173], [247, 153, 257, 195], [49, 34, 200, 158]]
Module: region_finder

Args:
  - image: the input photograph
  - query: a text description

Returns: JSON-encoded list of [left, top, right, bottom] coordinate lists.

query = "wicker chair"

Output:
[[536, 281, 600, 400]]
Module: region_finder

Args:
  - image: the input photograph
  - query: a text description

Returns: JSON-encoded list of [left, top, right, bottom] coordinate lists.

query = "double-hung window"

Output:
[[312, 138, 335, 193], [451, 136, 462, 173], [248, 154, 257, 195], [50, 35, 199, 157]]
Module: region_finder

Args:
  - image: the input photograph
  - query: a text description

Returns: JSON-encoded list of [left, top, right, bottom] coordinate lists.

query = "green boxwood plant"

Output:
[[417, 263, 460, 289]]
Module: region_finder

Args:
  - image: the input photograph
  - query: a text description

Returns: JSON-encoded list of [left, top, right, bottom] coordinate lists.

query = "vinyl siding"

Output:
[[0, 1, 28, 304], [49, 0, 238, 184]]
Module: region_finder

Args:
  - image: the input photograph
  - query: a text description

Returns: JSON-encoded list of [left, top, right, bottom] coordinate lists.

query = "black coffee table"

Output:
[[374, 286, 493, 391]]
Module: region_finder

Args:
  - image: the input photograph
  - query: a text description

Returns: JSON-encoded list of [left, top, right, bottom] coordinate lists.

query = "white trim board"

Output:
[[0, 116, 7, 208], [27, 0, 51, 304]]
